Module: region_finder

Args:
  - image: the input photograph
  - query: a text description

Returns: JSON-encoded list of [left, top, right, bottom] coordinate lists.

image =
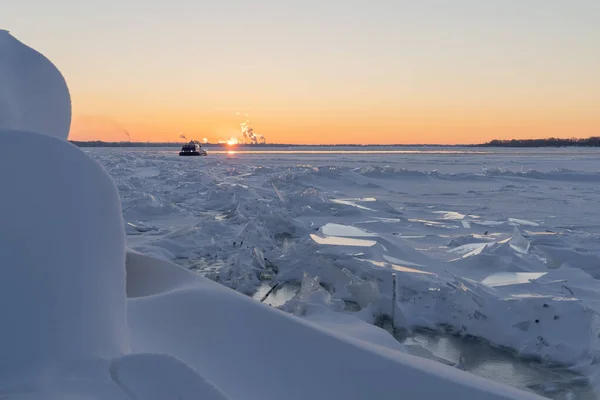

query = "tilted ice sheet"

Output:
[[126, 251, 544, 400]]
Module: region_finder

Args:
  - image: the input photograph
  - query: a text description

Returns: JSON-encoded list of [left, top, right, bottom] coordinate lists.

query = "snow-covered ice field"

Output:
[[6, 29, 599, 399], [89, 145, 600, 399]]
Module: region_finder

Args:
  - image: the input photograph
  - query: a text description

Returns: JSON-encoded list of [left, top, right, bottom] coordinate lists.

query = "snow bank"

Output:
[[0, 355, 230, 399], [0, 129, 229, 399], [109, 353, 229, 400], [127, 251, 544, 400], [0, 29, 71, 139], [0, 129, 128, 370]]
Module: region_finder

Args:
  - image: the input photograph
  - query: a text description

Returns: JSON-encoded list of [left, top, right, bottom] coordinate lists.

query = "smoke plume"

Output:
[[240, 120, 266, 144]]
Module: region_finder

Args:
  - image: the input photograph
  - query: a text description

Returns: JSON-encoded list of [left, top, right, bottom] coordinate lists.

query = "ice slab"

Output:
[[321, 223, 378, 237], [481, 272, 548, 287], [310, 234, 377, 247]]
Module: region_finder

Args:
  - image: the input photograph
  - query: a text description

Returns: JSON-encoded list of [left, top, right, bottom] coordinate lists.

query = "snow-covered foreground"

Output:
[[88, 146, 600, 399], [127, 250, 544, 400], [0, 133, 546, 400], [1, 30, 571, 400]]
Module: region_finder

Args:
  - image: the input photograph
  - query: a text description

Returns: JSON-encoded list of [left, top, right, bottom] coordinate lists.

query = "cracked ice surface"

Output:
[[90, 146, 600, 397]]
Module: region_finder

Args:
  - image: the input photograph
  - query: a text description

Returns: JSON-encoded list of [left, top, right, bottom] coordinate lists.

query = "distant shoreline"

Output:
[[70, 137, 600, 148], [70, 141, 474, 148]]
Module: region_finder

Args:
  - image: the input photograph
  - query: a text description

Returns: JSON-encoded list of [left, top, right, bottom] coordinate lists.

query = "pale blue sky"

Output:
[[3, 0, 599, 143]]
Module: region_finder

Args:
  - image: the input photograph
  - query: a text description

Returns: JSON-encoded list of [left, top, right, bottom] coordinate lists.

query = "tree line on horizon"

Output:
[[481, 137, 600, 147]]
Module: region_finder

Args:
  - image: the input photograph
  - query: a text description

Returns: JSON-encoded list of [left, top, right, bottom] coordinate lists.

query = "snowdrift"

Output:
[[0, 29, 71, 139], [0, 129, 228, 399], [0, 129, 128, 368]]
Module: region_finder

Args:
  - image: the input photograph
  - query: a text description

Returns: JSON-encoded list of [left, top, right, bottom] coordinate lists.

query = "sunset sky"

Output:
[[5, 0, 599, 144]]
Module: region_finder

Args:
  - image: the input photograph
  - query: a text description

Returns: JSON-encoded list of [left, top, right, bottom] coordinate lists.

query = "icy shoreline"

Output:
[[89, 147, 600, 397], [126, 250, 546, 400]]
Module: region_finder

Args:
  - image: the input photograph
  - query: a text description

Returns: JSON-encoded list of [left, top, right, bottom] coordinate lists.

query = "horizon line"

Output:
[[69, 136, 600, 148], [70, 141, 478, 147]]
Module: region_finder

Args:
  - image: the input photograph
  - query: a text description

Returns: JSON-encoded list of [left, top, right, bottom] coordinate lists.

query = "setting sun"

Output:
[[226, 138, 238, 146]]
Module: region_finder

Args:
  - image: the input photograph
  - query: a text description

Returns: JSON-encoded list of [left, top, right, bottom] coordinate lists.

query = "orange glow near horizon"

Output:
[[67, 106, 600, 145]]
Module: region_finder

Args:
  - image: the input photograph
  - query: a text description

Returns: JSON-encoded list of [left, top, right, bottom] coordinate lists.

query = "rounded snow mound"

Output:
[[0, 129, 128, 373], [0, 30, 72, 140]]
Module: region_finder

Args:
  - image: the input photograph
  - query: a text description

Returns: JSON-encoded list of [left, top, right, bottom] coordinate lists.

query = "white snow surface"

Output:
[[0, 30, 71, 139], [0, 130, 228, 399], [0, 130, 128, 368], [87, 146, 600, 397]]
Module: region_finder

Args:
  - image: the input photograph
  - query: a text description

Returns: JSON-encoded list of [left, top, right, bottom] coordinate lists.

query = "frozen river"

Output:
[[89, 146, 600, 399]]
